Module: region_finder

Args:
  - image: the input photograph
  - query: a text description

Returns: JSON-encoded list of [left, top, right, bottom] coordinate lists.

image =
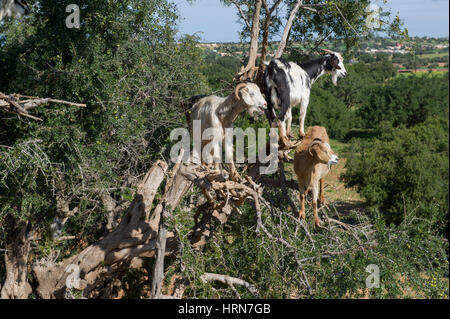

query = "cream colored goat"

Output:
[[189, 82, 267, 181], [294, 126, 339, 227]]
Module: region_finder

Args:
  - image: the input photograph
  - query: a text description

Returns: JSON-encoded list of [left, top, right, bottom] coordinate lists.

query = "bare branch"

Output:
[[269, 0, 283, 14], [235, 0, 263, 81], [275, 0, 304, 58], [229, 0, 251, 31], [331, 3, 360, 36], [201, 273, 259, 298], [0, 92, 86, 121], [151, 150, 185, 299]]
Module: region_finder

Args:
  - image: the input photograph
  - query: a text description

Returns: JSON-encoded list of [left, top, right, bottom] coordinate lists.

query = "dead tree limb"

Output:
[[32, 160, 171, 298], [235, 0, 263, 81], [151, 150, 185, 298], [275, 0, 305, 59], [229, 0, 251, 31], [201, 273, 259, 298], [0, 92, 86, 121], [0, 217, 33, 299], [256, 0, 283, 87], [151, 201, 168, 298]]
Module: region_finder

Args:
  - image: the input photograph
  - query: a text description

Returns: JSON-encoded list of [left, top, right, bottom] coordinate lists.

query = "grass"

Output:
[[329, 138, 347, 154], [396, 70, 449, 78], [418, 52, 449, 59]]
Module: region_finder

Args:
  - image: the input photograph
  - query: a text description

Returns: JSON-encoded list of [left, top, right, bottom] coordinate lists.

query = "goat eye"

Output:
[[250, 93, 255, 97]]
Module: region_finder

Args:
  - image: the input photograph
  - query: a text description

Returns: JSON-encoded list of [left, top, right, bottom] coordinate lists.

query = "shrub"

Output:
[[304, 88, 357, 140], [343, 117, 449, 232], [357, 73, 449, 131]]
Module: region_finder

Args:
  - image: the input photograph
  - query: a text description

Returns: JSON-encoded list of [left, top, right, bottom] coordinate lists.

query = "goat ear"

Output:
[[308, 139, 322, 156], [330, 56, 341, 70], [311, 143, 329, 162]]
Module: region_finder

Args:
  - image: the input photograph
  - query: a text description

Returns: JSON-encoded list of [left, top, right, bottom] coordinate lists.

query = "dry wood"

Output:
[[0, 92, 86, 121], [275, 0, 304, 59], [32, 160, 170, 298], [0, 218, 33, 299], [151, 150, 185, 298], [235, 0, 263, 82], [229, 0, 251, 31], [201, 273, 259, 298], [26, 154, 266, 298]]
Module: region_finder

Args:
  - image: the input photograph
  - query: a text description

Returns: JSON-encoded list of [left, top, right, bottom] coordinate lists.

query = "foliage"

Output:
[[343, 118, 449, 232], [304, 87, 356, 139], [168, 187, 448, 299], [219, 0, 407, 53], [0, 0, 209, 257], [0, 0, 448, 300], [357, 73, 449, 131], [202, 51, 242, 92]]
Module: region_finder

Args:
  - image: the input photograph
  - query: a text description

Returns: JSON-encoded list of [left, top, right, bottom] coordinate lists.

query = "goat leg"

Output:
[[313, 201, 321, 228], [299, 193, 306, 220], [229, 162, 241, 182], [319, 179, 326, 207], [279, 133, 294, 151], [277, 120, 294, 150]]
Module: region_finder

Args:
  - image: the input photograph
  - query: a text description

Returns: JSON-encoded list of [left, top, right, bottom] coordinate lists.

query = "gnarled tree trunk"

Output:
[[1, 217, 33, 299]]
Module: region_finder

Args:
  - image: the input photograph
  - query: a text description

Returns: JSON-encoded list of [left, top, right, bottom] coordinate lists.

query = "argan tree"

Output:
[[219, 0, 406, 82]]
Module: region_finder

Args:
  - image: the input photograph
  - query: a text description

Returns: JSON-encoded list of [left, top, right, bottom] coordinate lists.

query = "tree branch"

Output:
[[235, 0, 263, 81], [229, 0, 251, 31], [0, 92, 86, 121], [275, 0, 304, 59], [201, 273, 259, 298]]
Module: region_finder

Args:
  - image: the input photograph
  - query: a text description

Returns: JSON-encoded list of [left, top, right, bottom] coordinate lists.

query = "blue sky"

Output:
[[175, 0, 450, 42]]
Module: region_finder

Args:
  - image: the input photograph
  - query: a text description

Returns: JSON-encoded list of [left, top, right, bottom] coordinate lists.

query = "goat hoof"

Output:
[[298, 131, 306, 138], [314, 219, 322, 228], [280, 141, 293, 150], [284, 153, 294, 162], [292, 140, 302, 148], [220, 170, 230, 180], [229, 169, 241, 182]]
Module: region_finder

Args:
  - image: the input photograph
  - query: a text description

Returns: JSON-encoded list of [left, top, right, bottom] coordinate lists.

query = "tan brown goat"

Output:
[[293, 126, 339, 227]]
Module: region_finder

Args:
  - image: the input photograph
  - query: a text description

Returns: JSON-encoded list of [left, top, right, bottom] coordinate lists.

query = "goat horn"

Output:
[[308, 139, 322, 156], [234, 83, 247, 101], [322, 49, 335, 55]]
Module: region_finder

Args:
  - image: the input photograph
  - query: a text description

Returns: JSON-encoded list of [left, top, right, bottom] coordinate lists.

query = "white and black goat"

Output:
[[0, 0, 29, 20], [186, 82, 267, 181], [264, 50, 347, 148]]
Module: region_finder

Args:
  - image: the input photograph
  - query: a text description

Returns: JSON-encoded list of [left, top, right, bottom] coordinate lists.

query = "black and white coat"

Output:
[[0, 0, 29, 20], [263, 52, 347, 145]]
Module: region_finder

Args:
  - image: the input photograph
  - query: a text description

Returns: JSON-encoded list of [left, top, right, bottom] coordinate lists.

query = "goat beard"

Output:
[[247, 106, 263, 117], [331, 72, 339, 86]]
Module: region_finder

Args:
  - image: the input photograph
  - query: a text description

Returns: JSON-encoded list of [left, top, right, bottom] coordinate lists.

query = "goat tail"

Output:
[[180, 94, 206, 127]]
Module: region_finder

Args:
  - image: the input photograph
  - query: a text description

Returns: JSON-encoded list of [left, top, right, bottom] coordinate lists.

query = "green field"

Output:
[[419, 52, 449, 59], [397, 70, 449, 77]]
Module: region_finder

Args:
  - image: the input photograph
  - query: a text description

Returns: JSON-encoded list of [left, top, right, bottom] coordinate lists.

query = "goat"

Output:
[[293, 126, 339, 227], [187, 82, 267, 181], [0, 0, 29, 20], [264, 50, 347, 149]]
